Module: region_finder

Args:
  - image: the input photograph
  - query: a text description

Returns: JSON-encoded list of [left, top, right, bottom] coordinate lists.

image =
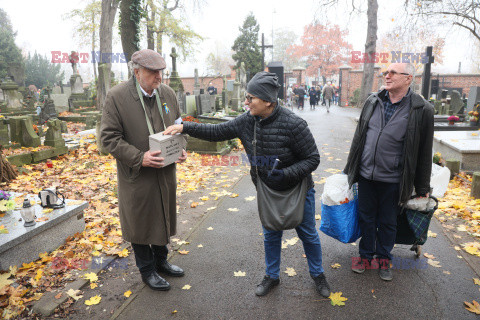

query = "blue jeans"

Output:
[[262, 188, 324, 279]]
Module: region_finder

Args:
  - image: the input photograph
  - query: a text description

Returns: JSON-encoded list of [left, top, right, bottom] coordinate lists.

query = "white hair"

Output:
[[404, 63, 415, 75], [128, 61, 142, 74]]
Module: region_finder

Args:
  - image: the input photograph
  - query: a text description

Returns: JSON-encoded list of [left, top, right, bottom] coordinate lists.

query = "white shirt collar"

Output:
[[139, 84, 156, 98]]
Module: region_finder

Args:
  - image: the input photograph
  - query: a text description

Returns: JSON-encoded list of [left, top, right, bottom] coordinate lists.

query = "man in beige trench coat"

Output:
[[101, 49, 187, 291]]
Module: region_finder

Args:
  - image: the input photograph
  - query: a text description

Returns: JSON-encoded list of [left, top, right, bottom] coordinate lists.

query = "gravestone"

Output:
[[467, 86, 480, 113], [193, 69, 200, 96], [0, 121, 10, 146], [44, 119, 65, 148], [176, 92, 186, 114], [0, 78, 22, 109], [231, 80, 241, 111], [226, 80, 234, 91], [186, 95, 197, 116], [60, 121, 68, 134], [9, 116, 40, 147], [199, 94, 213, 114], [39, 87, 58, 124], [450, 90, 464, 114], [51, 93, 69, 109], [168, 47, 184, 93]]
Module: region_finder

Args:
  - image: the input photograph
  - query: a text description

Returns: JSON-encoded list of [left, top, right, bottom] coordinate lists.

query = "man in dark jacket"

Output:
[[343, 63, 434, 281]]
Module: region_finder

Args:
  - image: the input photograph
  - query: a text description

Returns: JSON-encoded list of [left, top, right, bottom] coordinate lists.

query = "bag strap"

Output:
[[135, 77, 166, 134], [253, 121, 258, 176]]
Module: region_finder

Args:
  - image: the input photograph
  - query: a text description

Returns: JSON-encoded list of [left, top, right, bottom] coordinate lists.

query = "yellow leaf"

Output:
[[83, 272, 98, 283], [315, 214, 321, 220], [227, 208, 239, 212], [190, 202, 199, 208], [443, 271, 451, 275], [34, 269, 43, 281], [427, 259, 441, 268], [200, 196, 209, 201], [66, 288, 83, 301], [117, 248, 130, 257], [284, 267, 297, 276], [124, 290, 132, 297], [245, 196, 256, 201], [182, 284, 191, 290], [42, 208, 53, 213], [285, 237, 299, 246], [197, 244, 203, 248], [0, 272, 13, 288], [207, 227, 214, 230], [329, 292, 348, 306], [172, 310, 178, 314], [423, 253, 435, 259], [229, 193, 239, 198], [474, 278, 480, 286], [465, 300, 480, 314], [85, 295, 101, 305], [427, 231, 437, 238], [234, 271, 246, 277], [330, 263, 341, 269], [206, 207, 217, 211], [90, 283, 98, 289], [178, 250, 189, 255]]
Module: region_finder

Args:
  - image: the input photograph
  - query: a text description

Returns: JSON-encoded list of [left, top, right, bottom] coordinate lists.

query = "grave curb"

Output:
[[110, 173, 249, 320], [32, 242, 131, 316]]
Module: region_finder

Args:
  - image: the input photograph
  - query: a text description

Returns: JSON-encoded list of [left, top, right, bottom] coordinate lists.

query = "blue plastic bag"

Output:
[[320, 197, 361, 243]]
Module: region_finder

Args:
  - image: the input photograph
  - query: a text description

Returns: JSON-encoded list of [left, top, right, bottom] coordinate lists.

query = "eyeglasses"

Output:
[[382, 70, 410, 77], [245, 94, 255, 103]]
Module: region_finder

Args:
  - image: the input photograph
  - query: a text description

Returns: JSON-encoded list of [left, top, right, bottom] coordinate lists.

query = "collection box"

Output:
[[149, 132, 186, 166]]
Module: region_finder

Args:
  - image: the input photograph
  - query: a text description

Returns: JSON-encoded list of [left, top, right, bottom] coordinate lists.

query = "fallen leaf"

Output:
[[474, 278, 480, 286], [34, 269, 43, 281], [465, 300, 480, 314], [443, 271, 451, 275], [83, 272, 98, 283], [182, 284, 191, 290], [427, 259, 441, 268], [206, 207, 217, 211], [330, 263, 341, 269], [172, 310, 178, 314], [207, 227, 214, 230], [117, 248, 130, 257], [124, 290, 132, 297], [284, 267, 297, 276], [457, 225, 467, 232], [42, 208, 54, 213], [427, 231, 437, 238], [66, 289, 83, 301], [55, 292, 62, 299], [178, 250, 189, 255], [228, 208, 239, 212], [229, 193, 239, 198], [245, 196, 256, 201], [329, 292, 348, 306], [200, 196, 209, 201], [190, 202, 199, 208], [85, 295, 101, 305], [90, 283, 98, 289], [315, 214, 321, 220], [234, 271, 246, 277], [423, 253, 435, 259], [454, 246, 461, 251], [197, 244, 203, 248]]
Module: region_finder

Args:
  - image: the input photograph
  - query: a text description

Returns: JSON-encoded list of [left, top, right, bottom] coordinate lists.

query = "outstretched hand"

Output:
[[164, 124, 184, 135]]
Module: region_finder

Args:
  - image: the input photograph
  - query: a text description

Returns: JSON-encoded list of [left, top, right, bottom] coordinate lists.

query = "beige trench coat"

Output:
[[100, 77, 182, 245]]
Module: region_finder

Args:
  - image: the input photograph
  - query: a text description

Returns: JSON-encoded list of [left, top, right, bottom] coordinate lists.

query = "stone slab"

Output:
[[50, 93, 68, 107], [0, 197, 88, 270], [434, 122, 480, 131], [433, 131, 480, 171], [31, 146, 68, 162]]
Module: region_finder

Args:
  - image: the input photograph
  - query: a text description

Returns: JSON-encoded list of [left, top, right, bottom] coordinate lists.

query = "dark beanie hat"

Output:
[[246, 71, 281, 103]]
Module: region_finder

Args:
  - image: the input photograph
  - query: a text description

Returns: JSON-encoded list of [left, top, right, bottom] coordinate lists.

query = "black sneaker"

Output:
[[255, 275, 280, 296], [351, 257, 367, 274], [312, 273, 331, 297], [379, 260, 393, 281]]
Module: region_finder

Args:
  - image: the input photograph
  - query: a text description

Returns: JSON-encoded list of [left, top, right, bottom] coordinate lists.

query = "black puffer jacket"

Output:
[[344, 89, 434, 205], [183, 105, 320, 191]]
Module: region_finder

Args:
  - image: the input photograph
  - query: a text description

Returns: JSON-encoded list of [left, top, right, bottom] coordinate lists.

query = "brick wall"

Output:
[[339, 69, 480, 107], [166, 69, 237, 94]]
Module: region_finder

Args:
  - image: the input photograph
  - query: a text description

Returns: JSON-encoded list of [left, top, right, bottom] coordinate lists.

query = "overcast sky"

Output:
[[0, 0, 473, 82]]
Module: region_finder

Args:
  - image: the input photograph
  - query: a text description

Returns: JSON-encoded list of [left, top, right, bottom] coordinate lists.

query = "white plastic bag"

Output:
[[404, 197, 437, 211], [430, 164, 450, 198], [321, 174, 354, 206]]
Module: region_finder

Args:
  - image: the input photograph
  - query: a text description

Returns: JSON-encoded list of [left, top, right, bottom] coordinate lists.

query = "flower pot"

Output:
[[448, 120, 455, 125], [470, 120, 479, 127]]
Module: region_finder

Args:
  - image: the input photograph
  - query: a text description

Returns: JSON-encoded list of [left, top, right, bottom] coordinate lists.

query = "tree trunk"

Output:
[[92, 12, 97, 80], [146, 2, 155, 50], [97, 0, 119, 110], [120, 0, 140, 78], [359, 0, 378, 106]]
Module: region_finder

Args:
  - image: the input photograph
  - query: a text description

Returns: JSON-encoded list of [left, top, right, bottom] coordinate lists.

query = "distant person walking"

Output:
[[322, 82, 335, 112], [296, 85, 306, 110], [309, 87, 317, 109]]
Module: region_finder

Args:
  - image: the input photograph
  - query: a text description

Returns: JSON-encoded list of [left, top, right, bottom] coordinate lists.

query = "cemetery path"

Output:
[[110, 103, 480, 320]]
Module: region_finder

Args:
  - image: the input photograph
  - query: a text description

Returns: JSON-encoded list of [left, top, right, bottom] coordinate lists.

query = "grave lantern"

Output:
[[21, 198, 36, 227]]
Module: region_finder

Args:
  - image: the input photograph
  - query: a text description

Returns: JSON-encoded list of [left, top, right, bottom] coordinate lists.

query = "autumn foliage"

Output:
[[287, 23, 352, 78]]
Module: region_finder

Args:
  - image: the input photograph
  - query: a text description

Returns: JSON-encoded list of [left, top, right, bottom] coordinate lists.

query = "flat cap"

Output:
[[131, 49, 166, 70]]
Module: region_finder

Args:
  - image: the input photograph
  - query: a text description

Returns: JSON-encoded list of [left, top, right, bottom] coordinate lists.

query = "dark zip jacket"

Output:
[[343, 89, 434, 205], [183, 104, 320, 191]]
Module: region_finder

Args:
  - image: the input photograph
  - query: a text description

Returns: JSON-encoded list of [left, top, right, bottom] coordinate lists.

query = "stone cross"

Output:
[[194, 69, 199, 89], [170, 48, 178, 72]]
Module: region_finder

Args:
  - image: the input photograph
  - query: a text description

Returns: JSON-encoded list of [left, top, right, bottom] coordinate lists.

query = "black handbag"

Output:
[[253, 122, 308, 231]]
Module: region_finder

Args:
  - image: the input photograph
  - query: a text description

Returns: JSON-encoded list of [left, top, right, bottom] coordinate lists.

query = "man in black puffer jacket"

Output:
[[164, 71, 330, 298], [344, 63, 434, 281]]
